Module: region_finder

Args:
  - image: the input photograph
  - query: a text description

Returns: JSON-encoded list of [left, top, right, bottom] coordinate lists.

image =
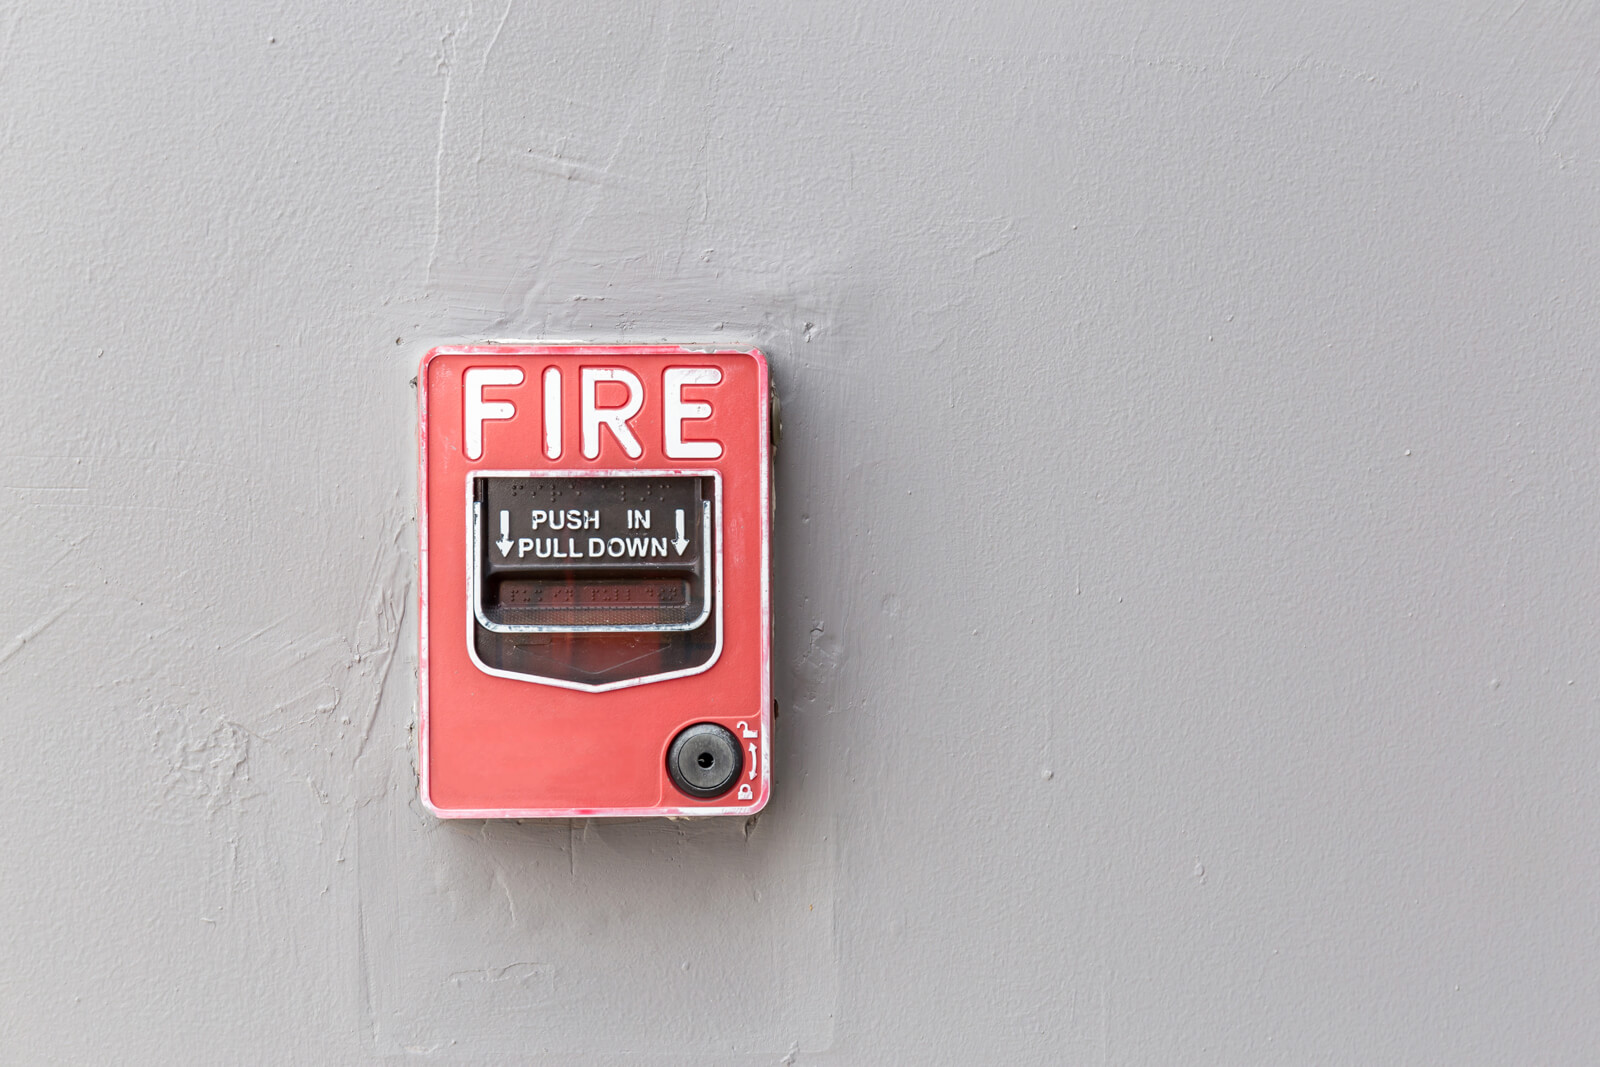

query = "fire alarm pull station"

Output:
[[418, 346, 772, 817]]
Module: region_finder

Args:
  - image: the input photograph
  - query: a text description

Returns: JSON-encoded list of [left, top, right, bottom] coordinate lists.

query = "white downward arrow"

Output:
[[495, 510, 513, 557], [672, 508, 689, 555]]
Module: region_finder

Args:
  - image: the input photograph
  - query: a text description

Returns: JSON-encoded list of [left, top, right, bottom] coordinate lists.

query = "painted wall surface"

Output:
[[1, 1, 1597, 1062]]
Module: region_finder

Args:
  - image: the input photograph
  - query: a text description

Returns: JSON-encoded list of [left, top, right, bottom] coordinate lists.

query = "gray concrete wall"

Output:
[[2, 1, 1598, 1062]]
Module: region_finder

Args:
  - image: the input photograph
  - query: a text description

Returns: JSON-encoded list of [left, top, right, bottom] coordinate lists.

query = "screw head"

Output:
[[666, 723, 743, 799]]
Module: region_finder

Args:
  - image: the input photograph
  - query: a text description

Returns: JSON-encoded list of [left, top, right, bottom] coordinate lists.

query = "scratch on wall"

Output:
[[350, 525, 410, 766], [1109, 47, 1592, 167], [1537, 63, 1593, 145], [447, 962, 553, 986], [428, 8, 472, 287], [480, 0, 514, 76], [335, 521, 412, 863], [0, 595, 82, 667]]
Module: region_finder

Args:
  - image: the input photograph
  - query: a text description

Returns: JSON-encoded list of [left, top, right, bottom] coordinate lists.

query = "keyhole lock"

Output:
[[667, 723, 743, 798]]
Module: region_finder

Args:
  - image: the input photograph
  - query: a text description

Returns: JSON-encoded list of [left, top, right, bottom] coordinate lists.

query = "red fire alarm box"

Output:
[[418, 345, 772, 817]]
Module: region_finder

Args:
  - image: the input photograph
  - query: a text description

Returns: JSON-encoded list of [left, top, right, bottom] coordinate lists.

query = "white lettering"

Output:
[[530, 509, 547, 530], [581, 367, 644, 460], [463, 367, 523, 461], [542, 366, 562, 460], [517, 537, 533, 558], [663, 367, 723, 460], [588, 537, 605, 557], [608, 537, 625, 556]]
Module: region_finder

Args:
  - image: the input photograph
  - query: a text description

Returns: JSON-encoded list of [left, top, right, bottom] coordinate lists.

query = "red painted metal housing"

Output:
[[418, 345, 771, 817]]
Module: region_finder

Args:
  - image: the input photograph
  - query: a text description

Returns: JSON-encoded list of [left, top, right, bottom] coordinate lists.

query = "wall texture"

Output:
[[2, 1, 1598, 1062]]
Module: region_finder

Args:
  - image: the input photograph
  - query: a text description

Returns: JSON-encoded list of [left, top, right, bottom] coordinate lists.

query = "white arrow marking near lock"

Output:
[[747, 743, 757, 778], [496, 510, 513, 557], [672, 508, 689, 555]]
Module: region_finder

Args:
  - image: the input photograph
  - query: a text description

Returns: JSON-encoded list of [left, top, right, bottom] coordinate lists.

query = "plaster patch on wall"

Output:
[[792, 621, 845, 715], [157, 717, 256, 813]]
